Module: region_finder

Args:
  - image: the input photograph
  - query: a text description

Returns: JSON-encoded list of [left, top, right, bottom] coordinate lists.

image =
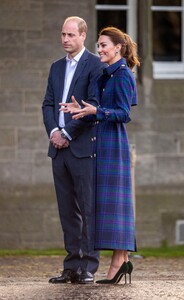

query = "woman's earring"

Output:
[[115, 51, 119, 56]]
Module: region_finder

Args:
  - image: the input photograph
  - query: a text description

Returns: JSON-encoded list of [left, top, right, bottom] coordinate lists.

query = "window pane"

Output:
[[97, 10, 127, 36], [153, 11, 181, 61], [153, 0, 181, 5], [97, 0, 127, 4]]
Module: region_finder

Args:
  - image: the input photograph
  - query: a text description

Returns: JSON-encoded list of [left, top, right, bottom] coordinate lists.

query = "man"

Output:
[[42, 16, 103, 284]]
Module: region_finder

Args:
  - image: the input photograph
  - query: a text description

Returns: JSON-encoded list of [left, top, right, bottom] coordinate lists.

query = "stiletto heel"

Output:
[[96, 262, 128, 284], [129, 273, 131, 284], [127, 261, 133, 284]]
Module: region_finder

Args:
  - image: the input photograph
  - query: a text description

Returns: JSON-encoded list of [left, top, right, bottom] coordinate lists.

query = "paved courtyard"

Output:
[[0, 256, 184, 300]]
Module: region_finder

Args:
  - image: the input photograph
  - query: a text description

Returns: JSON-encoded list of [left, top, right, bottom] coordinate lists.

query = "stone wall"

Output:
[[0, 0, 97, 187], [0, 0, 97, 249], [0, 0, 184, 249]]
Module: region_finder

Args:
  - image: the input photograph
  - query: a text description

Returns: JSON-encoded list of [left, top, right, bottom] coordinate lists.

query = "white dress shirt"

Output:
[[50, 47, 86, 140]]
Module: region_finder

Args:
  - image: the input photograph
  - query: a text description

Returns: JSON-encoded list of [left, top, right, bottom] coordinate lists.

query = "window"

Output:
[[176, 220, 184, 245], [152, 0, 184, 79], [95, 0, 137, 42]]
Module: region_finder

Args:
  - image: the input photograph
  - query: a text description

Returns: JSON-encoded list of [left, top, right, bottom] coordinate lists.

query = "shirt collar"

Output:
[[104, 58, 127, 75], [66, 47, 86, 63]]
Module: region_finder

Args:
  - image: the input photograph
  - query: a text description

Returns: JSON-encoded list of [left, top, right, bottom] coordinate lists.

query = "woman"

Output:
[[61, 27, 140, 284]]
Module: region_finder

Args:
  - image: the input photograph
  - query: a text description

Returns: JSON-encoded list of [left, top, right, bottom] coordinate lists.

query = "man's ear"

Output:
[[81, 31, 86, 41]]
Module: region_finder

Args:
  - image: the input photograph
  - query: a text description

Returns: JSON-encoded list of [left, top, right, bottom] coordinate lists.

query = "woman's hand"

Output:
[[59, 95, 81, 113], [72, 100, 97, 120]]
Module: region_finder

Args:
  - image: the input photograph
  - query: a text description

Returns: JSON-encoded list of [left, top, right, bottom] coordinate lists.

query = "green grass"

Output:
[[101, 245, 184, 258], [0, 249, 67, 256], [0, 245, 184, 257], [135, 245, 184, 258]]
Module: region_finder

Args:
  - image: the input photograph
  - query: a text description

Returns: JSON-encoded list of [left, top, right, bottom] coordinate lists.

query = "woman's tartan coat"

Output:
[[94, 58, 138, 251]]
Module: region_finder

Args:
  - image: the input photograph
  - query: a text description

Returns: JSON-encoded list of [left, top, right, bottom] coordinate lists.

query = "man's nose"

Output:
[[62, 35, 68, 42]]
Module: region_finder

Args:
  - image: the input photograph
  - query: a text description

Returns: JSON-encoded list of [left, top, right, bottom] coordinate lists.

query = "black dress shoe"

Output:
[[77, 271, 94, 284], [49, 269, 76, 284]]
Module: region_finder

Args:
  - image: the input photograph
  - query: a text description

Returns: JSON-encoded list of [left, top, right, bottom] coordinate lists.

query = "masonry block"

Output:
[[17, 128, 48, 150], [156, 156, 184, 185], [1, 70, 42, 89], [135, 132, 178, 155], [136, 192, 184, 247], [0, 114, 39, 128], [0, 185, 63, 249], [0, 29, 25, 46], [0, 90, 23, 113], [26, 41, 61, 59], [0, 162, 33, 185], [0, 149, 15, 160], [0, 129, 15, 147], [0, 8, 42, 31]]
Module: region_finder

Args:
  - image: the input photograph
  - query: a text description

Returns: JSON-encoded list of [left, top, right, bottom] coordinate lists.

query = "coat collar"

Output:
[[103, 58, 127, 75]]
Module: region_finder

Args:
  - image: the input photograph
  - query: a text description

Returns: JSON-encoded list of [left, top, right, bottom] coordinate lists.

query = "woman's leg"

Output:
[[107, 250, 128, 279]]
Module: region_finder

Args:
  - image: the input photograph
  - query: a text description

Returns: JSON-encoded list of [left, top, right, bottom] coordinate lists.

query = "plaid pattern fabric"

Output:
[[94, 58, 137, 251]]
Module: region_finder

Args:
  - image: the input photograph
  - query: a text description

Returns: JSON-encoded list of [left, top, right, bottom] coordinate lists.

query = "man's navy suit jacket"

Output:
[[42, 49, 103, 159]]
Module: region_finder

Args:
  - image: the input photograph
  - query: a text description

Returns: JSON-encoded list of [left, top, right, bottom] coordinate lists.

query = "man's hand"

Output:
[[50, 130, 69, 149]]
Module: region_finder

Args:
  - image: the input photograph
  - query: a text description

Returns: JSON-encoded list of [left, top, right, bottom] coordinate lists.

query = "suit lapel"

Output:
[[66, 50, 88, 103]]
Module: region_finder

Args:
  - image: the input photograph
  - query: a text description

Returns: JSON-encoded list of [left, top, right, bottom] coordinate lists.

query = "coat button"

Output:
[[111, 74, 113, 77], [94, 153, 96, 158]]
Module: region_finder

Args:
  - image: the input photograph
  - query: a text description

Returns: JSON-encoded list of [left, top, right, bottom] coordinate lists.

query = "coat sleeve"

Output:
[[96, 69, 137, 123], [42, 63, 59, 137]]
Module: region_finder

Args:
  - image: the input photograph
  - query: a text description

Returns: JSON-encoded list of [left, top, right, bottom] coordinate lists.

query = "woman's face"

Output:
[[97, 35, 120, 65]]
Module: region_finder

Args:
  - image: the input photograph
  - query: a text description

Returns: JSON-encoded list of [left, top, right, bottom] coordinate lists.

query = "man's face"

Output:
[[61, 20, 86, 58]]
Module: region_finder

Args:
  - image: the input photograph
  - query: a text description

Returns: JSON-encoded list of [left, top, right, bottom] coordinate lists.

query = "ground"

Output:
[[0, 256, 184, 299]]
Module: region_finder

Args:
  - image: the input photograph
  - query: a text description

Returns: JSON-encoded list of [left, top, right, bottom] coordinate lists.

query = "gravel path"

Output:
[[0, 256, 184, 299]]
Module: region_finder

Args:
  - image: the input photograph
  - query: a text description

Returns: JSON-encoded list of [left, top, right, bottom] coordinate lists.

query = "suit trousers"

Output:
[[52, 146, 99, 274]]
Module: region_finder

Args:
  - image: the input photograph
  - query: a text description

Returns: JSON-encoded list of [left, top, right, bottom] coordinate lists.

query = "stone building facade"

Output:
[[0, 0, 184, 249]]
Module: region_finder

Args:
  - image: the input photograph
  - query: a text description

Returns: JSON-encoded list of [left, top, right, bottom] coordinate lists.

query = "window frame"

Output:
[[151, 3, 184, 79], [95, 0, 137, 43]]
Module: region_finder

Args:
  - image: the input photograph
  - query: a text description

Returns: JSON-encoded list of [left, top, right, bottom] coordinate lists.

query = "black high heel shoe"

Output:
[[96, 262, 128, 284], [127, 261, 133, 284]]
